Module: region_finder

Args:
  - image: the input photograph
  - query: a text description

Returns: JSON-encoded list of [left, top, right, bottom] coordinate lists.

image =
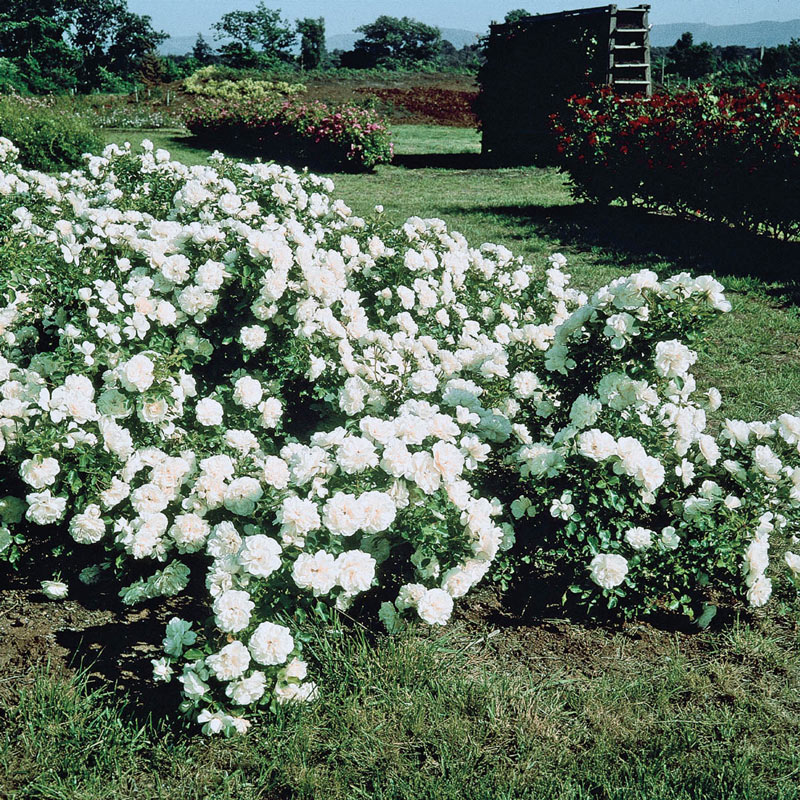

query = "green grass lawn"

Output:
[[5, 124, 796, 800]]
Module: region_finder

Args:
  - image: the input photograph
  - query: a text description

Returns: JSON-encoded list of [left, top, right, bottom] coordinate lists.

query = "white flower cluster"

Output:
[[0, 140, 798, 733]]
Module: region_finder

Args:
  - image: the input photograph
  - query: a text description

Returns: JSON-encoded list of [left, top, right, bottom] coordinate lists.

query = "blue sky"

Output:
[[126, 1, 800, 37]]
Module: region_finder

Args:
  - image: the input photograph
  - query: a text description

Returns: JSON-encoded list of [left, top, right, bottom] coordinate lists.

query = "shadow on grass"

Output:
[[458, 200, 800, 302], [177, 134, 372, 174], [56, 617, 183, 725], [391, 152, 484, 170]]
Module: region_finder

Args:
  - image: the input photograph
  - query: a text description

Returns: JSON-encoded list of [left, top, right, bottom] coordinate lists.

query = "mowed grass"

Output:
[[3, 619, 800, 800], [6, 123, 793, 800]]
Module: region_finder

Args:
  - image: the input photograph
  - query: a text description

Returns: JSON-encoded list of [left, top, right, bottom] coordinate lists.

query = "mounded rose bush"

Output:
[[0, 136, 799, 734], [184, 97, 393, 172]]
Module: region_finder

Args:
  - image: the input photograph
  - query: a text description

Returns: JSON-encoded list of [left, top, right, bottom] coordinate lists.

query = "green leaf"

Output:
[[694, 604, 717, 630]]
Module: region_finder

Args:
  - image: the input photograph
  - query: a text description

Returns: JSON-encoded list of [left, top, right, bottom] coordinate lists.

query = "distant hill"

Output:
[[651, 19, 800, 48], [159, 20, 798, 58], [159, 34, 208, 56]]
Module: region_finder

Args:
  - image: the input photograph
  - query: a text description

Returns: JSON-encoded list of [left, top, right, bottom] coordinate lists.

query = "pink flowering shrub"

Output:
[[184, 97, 393, 171]]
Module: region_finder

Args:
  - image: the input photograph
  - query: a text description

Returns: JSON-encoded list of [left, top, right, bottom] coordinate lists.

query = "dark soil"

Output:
[[0, 551, 193, 715], [0, 548, 727, 719]]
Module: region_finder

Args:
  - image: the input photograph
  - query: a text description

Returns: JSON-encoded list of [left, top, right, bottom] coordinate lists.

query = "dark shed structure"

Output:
[[477, 5, 651, 164]]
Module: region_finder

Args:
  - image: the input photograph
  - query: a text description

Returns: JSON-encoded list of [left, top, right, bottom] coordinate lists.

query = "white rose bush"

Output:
[[0, 134, 799, 734]]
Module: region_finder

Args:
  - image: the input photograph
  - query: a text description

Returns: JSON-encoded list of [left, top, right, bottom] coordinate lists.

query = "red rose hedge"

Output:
[[552, 85, 800, 239]]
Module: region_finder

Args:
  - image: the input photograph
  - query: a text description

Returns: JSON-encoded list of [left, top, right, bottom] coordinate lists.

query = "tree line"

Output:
[[188, 4, 480, 72], [0, 1, 481, 94], [2, 2, 798, 95], [654, 32, 800, 82]]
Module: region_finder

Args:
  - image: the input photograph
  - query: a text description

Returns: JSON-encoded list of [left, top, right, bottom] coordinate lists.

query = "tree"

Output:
[[101, 6, 168, 85], [0, 0, 79, 91], [0, 0, 165, 92], [212, 3, 295, 69], [439, 40, 483, 71], [504, 9, 532, 24], [192, 33, 215, 65], [351, 16, 442, 69], [666, 32, 715, 80], [138, 49, 165, 86], [296, 17, 325, 70], [761, 39, 800, 78]]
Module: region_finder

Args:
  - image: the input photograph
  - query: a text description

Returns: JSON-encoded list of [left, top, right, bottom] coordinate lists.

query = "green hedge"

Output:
[[0, 97, 103, 172]]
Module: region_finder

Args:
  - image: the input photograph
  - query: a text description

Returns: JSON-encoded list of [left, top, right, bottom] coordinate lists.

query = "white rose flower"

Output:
[[206, 641, 251, 682], [416, 587, 454, 626], [577, 429, 617, 461], [357, 491, 396, 533], [262, 455, 290, 489], [624, 527, 653, 551], [41, 579, 68, 600], [395, 582, 427, 610], [238, 534, 282, 577], [654, 340, 697, 379], [337, 436, 378, 474], [20, 457, 60, 489], [753, 444, 782, 482], [431, 441, 465, 482], [258, 397, 282, 428], [240, 325, 268, 351], [335, 550, 376, 594], [275, 681, 318, 704], [100, 477, 130, 509], [589, 553, 628, 590], [224, 476, 264, 516], [169, 513, 210, 553], [120, 353, 155, 393], [292, 550, 338, 595], [25, 490, 67, 525], [178, 668, 209, 701], [151, 657, 174, 682], [69, 504, 105, 544], [233, 376, 263, 409], [130, 482, 169, 516], [784, 551, 800, 577], [511, 371, 540, 399], [409, 369, 438, 394], [248, 621, 294, 666], [322, 492, 363, 537], [276, 495, 320, 545], [339, 376, 368, 416], [196, 397, 224, 426], [746, 575, 772, 607], [213, 589, 255, 633], [777, 413, 800, 446], [226, 671, 267, 705]]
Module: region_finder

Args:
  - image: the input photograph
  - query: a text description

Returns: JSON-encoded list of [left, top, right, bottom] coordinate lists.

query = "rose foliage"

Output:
[[1, 137, 800, 735], [552, 85, 800, 238], [185, 97, 393, 172]]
